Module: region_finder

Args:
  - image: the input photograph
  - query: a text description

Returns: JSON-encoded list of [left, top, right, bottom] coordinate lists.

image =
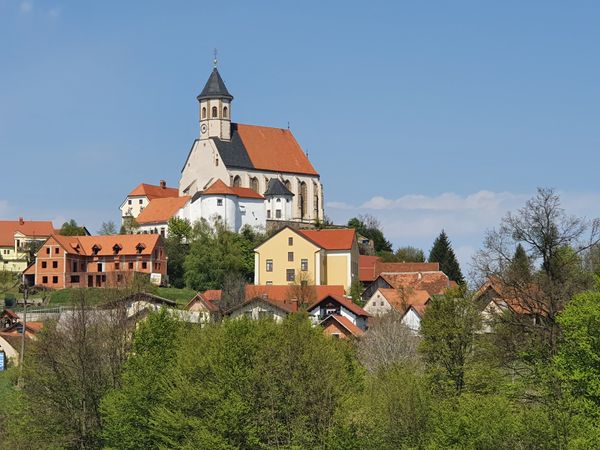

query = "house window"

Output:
[[52, 261, 58, 269], [54, 248, 59, 254], [42, 276, 48, 284], [97, 263, 103, 272], [331, 333, 341, 339], [117, 274, 123, 282], [276, 210, 282, 219], [52, 276, 58, 284], [301, 259, 308, 271], [72, 262, 77, 272], [267, 210, 271, 219], [139, 199, 143, 204], [266, 281, 273, 285], [286, 269, 295, 282], [288, 237, 293, 246], [115, 262, 120, 270], [288, 252, 294, 262], [129, 262, 134, 270], [266, 259, 273, 272], [142, 262, 147, 270], [16, 239, 20, 248], [46, 247, 50, 254], [212, 106, 218, 118], [70, 275, 80, 283], [42, 261, 47, 269], [217, 199, 223, 206]]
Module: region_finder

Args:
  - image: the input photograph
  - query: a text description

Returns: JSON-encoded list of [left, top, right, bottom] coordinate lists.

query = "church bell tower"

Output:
[[197, 57, 233, 141]]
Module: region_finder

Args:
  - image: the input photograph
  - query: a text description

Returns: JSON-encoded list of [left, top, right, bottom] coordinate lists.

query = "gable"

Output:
[[254, 226, 320, 253]]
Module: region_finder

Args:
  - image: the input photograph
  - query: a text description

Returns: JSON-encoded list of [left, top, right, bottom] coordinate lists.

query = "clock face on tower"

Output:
[[201, 124, 207, 134]]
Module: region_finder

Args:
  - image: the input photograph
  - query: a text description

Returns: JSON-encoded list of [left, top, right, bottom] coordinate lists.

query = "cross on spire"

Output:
[[213, 48, 218, 68]]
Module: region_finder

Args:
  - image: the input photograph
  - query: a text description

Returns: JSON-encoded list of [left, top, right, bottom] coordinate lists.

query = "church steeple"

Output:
[[197, 61, 233, 141]]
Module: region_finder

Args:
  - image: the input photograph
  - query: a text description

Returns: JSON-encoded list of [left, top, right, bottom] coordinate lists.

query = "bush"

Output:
[[4, 293, 16, 308]]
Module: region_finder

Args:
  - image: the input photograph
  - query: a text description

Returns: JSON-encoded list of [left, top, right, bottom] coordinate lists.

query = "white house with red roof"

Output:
[[179, 65, 324, 225], [306, 294, 369, 336], [0, 218, 55, 273], [120, 180, 179, 224]]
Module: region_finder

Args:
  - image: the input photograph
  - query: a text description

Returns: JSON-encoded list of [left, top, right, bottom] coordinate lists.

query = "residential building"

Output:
[[0, 309, 43, 366], [306, 294, 369, 338], [120, 180, 179, 224], [254, 227, 359, 290], [227, 297, 296, 323], [25, 234, 167, 289], [358, 256, 440, 284], [362, 269, 454, 303], [365, 288, 431, 331], [179, 65, 324, 225], [0, 219, 55, 273], [135, 196, 191, 236]]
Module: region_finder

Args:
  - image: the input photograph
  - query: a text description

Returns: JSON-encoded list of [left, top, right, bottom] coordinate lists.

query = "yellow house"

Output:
[[0, 219, 55, 273], [254, 227, 359, 291]]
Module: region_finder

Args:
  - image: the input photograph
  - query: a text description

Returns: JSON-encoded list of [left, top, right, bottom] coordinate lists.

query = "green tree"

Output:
[[59, 219, 87, 236], [183, 219, 248, 290], [119, 216, 139, 235], [348, 215, 392, 253], [98, 221, 117, 235], [148, 314, 360, 448], [394, 245, 425, 262], [429, 230, 464, 284], [164, 217, 192, 288], [555, 291, 600, 406], [419, 293, 481, 394], [508, 242, 532, 282], [348, 279, 364, 306], [101, 309, 180, 450]]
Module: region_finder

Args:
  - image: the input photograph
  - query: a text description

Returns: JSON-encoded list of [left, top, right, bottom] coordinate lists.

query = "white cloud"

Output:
[[326, 189, 600, 271], [19, 1, 32, 13]]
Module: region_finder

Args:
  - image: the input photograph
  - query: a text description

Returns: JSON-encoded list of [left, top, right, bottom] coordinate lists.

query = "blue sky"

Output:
[[2, 0, 600, 270]]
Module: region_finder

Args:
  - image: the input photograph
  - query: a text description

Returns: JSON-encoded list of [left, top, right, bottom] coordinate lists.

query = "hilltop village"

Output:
[[2, 66, 600, 449]]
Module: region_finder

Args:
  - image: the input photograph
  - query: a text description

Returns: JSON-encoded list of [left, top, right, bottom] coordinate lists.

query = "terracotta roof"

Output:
[[128, 183, 179, 199], [185, 293, 221, 312], [49, 234, 162, 257], [320, 314, 364, 337], [358, 256, 441, 283], [136, 196, 190, 225], [236, 124, 318, 176], [0, 220, 54, 246], [1, 309, 20, 319], [22, 263, 35, 275], [475, 276, 544, 315], [379, 272, 452, 297], [296, 229, 356, 251], [378, 288, 431, 316], [308, 294, 370, 318], [226, 296, 297, 315], [200, 285, 345, 305], [202, 179, 264, 199]]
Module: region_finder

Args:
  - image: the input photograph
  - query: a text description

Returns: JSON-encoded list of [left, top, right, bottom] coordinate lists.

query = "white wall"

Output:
[[120, 196, 149, 221], [401, 308, 421, 332], [229, 300, 287, 322], [364, 289, 393, 316]]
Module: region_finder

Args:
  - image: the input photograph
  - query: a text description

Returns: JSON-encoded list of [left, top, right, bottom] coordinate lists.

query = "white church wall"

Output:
[[180, 139, 229, 197], [239, 198, 266, 232]]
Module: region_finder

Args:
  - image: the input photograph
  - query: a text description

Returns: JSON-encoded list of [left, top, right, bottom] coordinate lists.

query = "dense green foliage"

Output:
[[59, 219, 88, 236], [348, 215, 392, 253], [428, 230, 465, 284]]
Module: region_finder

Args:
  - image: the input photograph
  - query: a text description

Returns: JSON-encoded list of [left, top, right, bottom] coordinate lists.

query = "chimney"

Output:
[[160, 180, 166, 189], [18, 217, 24, 225]]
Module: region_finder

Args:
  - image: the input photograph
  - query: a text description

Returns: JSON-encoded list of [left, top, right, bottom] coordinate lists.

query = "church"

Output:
[[179, 64, 325, 226], [121, 64, 325, 234]]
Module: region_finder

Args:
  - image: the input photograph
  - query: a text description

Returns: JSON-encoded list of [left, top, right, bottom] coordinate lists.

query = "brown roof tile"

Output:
[[0, 220, 55, 246], [136, 196, 190, 225], [128, 183, 179, 199]]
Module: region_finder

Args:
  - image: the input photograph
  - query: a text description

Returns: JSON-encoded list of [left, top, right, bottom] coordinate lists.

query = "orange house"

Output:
[[28, 234, 167, 289]]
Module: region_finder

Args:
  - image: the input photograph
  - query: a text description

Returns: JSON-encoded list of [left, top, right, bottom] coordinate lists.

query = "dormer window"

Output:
[[92, 244, 101, 256], [136, 243, 145, 254], [113, 244, 122, 255], [212, 106, 218, 118]]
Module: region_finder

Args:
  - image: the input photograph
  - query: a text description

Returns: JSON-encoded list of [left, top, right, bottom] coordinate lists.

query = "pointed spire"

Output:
[[197, 54, 233, 101]]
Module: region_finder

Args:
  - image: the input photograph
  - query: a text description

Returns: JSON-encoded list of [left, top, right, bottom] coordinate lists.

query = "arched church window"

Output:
[[233, 175, 241, 187], [250, 177, 259, 193], [299, 181, 307, 219], [284, 179, 291, 191], [314, 183, 319, 215], [212, 106, 218, 118], [201, 107, 207, 119], [223, 106, 228, 118]]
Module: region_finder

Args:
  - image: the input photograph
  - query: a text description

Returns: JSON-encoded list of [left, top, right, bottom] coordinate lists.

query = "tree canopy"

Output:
[[59, 219, 87, 236], [348, 214, 392, 253], [428, 230, 464, 284]]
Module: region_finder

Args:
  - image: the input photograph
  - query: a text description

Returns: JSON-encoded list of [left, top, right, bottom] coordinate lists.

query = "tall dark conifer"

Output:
[[429, 230, 465, 284]]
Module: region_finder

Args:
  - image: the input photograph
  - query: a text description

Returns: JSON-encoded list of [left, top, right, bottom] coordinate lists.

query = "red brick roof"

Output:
[[320, 314, 364, 337], [136, 196, 190, 225], [200, 285, 345, 304], [202, 179, 264, 199], [237, 124, 318, 176], [0, 220, 54, 246], [380, 271, 452, 297], [128, 183, 179, 199], [358, 256, 441, 283], [50, 234, 162, 257], [378, 288, 431, 316], [297, 229, 356, 251]]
